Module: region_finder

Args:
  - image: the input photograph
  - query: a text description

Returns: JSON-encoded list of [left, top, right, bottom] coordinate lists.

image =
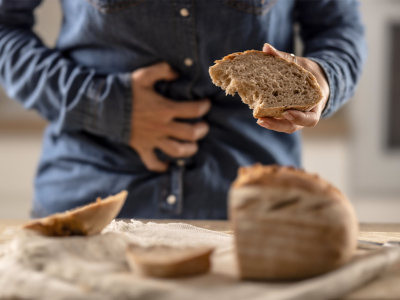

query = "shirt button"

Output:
[[180, 8, 189, 17], [166, 195, 177, 205], [184, 58, 193, 67], [177, 159, 186, 167]]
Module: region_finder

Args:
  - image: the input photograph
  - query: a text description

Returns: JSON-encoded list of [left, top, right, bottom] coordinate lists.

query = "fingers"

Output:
[[262, 43, 296, 63], [167, 121, 209, 142], [262, 44, 329, 106], [156, 139, 198, 158], [257, 117, 303, 134], [136, 147, 169, 172], [169, 98, 211, 119], [257, 108, 320, 133], [282, 110, 319, 127], [133, 62, 179, 87], [260, 44, 325, 132]]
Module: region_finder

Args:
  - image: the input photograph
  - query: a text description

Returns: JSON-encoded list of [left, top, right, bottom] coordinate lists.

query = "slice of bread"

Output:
[[23, 191, 128, 237], [209, 50, 323, 118], [229, 164, 358, 280], [126, 244, 214, 278]]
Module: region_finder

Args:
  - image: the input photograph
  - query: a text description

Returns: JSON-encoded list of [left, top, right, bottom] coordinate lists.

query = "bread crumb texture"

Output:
[[209, 50, 323, 118]]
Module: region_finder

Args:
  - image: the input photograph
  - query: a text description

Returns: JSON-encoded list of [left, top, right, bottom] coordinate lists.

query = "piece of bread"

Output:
[[229, 164, 358, 280], [209, 50, 323, 118], [126, 244, 214, 278], [23, 190, 128, 237]]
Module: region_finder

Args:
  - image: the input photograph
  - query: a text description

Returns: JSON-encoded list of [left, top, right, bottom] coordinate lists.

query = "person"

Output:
[[0, 0, 366, 219]]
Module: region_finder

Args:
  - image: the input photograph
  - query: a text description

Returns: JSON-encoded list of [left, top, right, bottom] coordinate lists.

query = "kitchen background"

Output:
[[0, 0, 399, 221]]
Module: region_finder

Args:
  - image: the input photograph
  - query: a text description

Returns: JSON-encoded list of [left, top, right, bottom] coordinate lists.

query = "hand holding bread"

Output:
[[258, 44, 330, 133], [209, 44, 330, 134]]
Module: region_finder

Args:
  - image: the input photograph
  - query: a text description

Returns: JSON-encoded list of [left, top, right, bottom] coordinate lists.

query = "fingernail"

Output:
[[257, 119, 271, 127], [264, 43, 276, 51], [283, 112, 294, 121]]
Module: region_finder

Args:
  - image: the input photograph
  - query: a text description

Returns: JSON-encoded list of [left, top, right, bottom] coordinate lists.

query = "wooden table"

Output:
[[1, 220, 400, 300]]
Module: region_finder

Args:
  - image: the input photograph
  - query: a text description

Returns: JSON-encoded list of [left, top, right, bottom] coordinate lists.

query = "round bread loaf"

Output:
[[229, 164, 358, 280]]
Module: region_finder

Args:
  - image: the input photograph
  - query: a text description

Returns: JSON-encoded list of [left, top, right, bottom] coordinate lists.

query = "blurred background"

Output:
[[0, 0, 399, 222]]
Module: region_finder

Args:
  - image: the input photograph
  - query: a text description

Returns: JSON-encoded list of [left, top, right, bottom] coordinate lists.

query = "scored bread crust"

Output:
[[209, 50, 324, 118], [232, 163, 343, 199], [229, 164, 358, 280]]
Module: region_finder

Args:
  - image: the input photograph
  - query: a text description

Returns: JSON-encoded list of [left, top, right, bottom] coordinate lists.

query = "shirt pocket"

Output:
[[86, 0, 147, 14], [224, 0, 278, 15]]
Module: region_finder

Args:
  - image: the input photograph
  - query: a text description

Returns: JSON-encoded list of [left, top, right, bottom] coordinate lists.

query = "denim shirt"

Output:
[[0, 0, 366, 219]]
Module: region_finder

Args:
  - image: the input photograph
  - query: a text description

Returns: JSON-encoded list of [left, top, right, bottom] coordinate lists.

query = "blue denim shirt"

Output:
[[0, 0, 366, 219]]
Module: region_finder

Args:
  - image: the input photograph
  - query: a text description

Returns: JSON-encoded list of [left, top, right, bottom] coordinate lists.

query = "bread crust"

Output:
[[232, 163, 343, 198], [253, 104, 315, 118], [229, 164, 358, 280], [126, 244, 214, 278], [210, 50, 324, 118], [23, 191, 128, 236]]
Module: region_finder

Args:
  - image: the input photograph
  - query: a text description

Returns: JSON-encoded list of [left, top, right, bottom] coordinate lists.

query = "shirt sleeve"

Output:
[[295, 0, 367, 118], [0, 0, 132, 144]]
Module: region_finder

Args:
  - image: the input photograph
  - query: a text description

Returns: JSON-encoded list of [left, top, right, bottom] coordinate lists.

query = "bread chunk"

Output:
[[229, 164, 358, 280], [209, 50, 323, 118], [23, 191, 128, 236], [126, 244, 214, 278]]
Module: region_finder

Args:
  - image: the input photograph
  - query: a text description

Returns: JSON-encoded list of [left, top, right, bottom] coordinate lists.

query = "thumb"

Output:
[[133, 62, 179, 88], [262, 43, 296, 63]]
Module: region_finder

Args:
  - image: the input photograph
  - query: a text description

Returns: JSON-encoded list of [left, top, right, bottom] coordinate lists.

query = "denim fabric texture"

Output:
[[0, 0, 367, 219]]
